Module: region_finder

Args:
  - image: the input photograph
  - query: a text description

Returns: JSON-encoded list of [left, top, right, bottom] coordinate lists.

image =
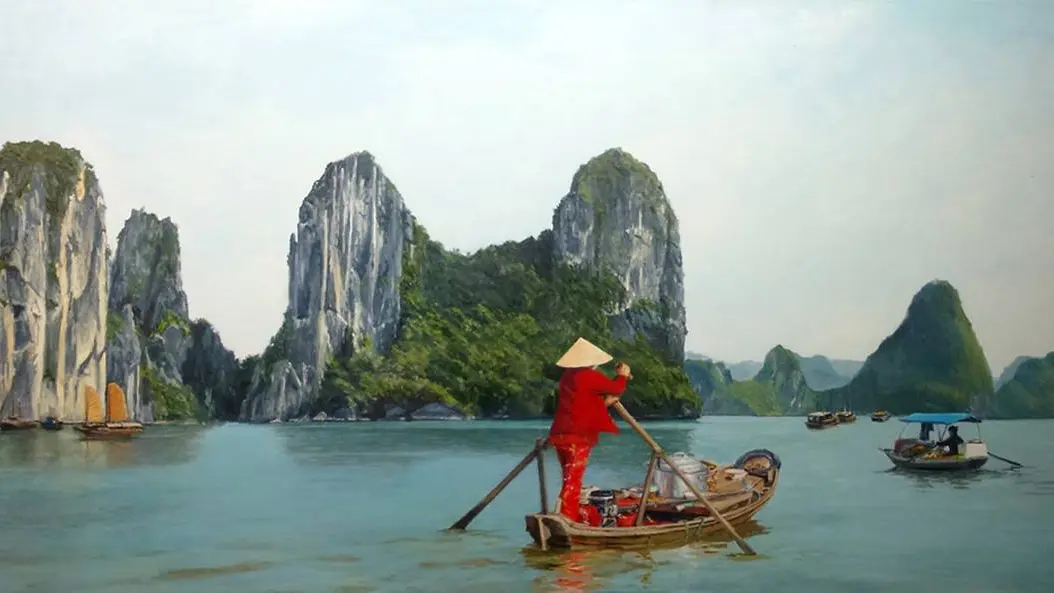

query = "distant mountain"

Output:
[[685, 346, 819, 416], [726, 360, 763, 380], [827, 358, 865, 378], [685, 351, 711, 361], [994, 355, 1035, 390], [796, 354, 858, 390], [819, 280, 993, 414], [986, 352, 1054, 418]]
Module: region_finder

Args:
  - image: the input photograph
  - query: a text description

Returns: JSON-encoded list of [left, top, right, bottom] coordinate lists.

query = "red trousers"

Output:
[[552, 440, 593, 523]]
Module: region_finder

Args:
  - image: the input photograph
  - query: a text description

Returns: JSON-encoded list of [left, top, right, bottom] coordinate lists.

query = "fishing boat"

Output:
[[0, 416, 39, 431], [880, 412, 988, 471], [40, 416, 64, 431], [870, 410, 891, 422], [835, 409, 856, 423], [524, 448, 781, 549], [73, 384, 143, 440], [805, 411, 838, 429]]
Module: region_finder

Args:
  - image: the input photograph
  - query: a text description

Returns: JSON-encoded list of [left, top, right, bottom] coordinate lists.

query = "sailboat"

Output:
[[73, 383, 143, 439]]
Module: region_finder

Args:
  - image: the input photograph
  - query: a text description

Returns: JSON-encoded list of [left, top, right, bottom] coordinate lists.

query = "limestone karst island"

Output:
[[1, 140, 1052, 424]]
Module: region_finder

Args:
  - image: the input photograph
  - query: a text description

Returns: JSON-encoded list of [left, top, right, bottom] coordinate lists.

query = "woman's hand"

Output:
[[616, 362, 632, 379]]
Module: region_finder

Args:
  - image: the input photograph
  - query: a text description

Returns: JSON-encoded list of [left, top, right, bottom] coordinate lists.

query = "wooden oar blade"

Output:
[[447, 445, 541, 531]]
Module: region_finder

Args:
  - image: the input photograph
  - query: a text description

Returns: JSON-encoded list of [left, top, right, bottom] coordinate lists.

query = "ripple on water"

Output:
[[157, 561, 273, 581]]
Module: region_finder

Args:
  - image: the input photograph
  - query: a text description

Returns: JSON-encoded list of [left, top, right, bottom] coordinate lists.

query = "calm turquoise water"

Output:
[[1, 417, 1052, 593]]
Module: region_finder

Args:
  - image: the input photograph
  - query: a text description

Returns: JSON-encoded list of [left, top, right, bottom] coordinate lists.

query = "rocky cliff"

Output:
[[107, 209, 238, 421], [551, 148, 686, 363], [822, 280, 994, 414], [987, 352, 1054, 418], [0, 141, 108, 420], [248, 147, 695, 421], [240, 152, 413, 422]]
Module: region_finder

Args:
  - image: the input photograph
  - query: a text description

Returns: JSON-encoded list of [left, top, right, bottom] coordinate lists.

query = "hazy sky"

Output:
[[2, 0, 1051, 374]]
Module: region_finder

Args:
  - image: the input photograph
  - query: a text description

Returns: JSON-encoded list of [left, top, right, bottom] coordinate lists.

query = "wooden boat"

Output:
[[73, 384, 143, 440], [525, 449, 781, 549], [879, 412, 988, 471], [835, 409, 856, 423], [40, 416, 64, 431], [0, 416, 40, 431], [805, 411, 838, 429], [870, 410, 891, 422]]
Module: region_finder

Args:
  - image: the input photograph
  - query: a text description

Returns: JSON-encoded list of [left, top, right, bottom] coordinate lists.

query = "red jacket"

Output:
[[548, 367, 627, 445]]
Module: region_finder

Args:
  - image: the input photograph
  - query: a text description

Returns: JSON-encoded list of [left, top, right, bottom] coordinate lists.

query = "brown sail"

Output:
[[105, 382, 129, 423], [84, 386, 104, 423], [75, 383, 143, 440]]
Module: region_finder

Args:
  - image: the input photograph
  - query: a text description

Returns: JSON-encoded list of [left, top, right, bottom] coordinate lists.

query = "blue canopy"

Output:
[[898, 412, 981, 425]]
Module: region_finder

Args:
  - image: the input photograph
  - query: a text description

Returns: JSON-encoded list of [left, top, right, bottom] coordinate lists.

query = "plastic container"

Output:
[[651, 452, 709, 499]]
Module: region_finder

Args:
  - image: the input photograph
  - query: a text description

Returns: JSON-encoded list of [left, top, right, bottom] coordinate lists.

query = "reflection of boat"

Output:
[[0, 416, 40, 431], [805, 411, 838, 429], [870, 410, 891, 422], [880, 412, 988, 471], [73, 384, 143, 440], [41, 416, 64, 431], [524, 449, 780, 549], [835, 409, 856, 424]]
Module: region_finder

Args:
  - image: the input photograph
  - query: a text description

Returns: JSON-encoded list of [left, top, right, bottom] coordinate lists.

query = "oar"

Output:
[[989, 452, 1023, 468], [611, 401, 757, 556], [448, 441, 546, 531]]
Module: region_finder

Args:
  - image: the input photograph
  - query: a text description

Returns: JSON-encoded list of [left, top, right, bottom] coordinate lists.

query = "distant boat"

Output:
[[805, 411, 838, 430], [879, 412, 988, 471], [835, 409, 857, 424], [870, 410, 891, 422], [73, 384, 143, 440], [0, 416, 40, 431], [40, 416, 64, 431]]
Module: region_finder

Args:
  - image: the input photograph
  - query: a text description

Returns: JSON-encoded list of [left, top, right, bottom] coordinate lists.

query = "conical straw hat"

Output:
[[555, 337, 613, 368]]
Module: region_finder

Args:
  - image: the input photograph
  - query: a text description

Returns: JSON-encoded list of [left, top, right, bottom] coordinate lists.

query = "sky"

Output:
[[1, 0, 1052, 374]]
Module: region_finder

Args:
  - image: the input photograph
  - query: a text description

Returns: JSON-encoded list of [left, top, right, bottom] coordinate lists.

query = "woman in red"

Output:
[[548, 337, 632, 523]]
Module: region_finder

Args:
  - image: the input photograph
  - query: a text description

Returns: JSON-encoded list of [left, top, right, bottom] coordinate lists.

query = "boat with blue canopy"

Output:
[[879, 412, 989, 471]]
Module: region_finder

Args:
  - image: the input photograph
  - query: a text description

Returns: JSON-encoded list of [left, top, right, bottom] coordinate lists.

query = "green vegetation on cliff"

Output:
[[318, 225, 698, 419], [0, 140, 91, 220], [141, 363, 202, 421], [987, 352, 1054, 418], [819, 280, 993, 414]]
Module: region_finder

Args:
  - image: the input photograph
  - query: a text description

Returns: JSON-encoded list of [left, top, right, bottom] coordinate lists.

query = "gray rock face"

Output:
[[240, 152, 413, 422], [105, 304, 147, 419], [109, 209, 188, 331], [106, 208, 236, 421], [106, 209, 192, 421], [0, 142, 108, 420], [551, 148, 686, 362]]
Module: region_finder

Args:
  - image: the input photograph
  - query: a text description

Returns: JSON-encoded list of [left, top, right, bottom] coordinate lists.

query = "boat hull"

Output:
[[881, 449, 988, 471], [870, 415, 890, 422], [74, 422, 144, 440], [525, 468, 779, 550], [0, 418, 40, 431], [805, 421, 837, 430]]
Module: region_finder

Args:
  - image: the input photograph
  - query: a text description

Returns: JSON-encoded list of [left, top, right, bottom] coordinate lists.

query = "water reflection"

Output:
[[0, 425, 209, 469], [273, 421, 701, 468], [521, 521, 771, 591], [884, 467, 1021, 491]]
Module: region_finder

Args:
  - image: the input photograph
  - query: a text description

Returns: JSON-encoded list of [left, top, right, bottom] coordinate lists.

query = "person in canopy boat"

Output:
[[935, 425, 965, 456], [547, 337, 632, 523]]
